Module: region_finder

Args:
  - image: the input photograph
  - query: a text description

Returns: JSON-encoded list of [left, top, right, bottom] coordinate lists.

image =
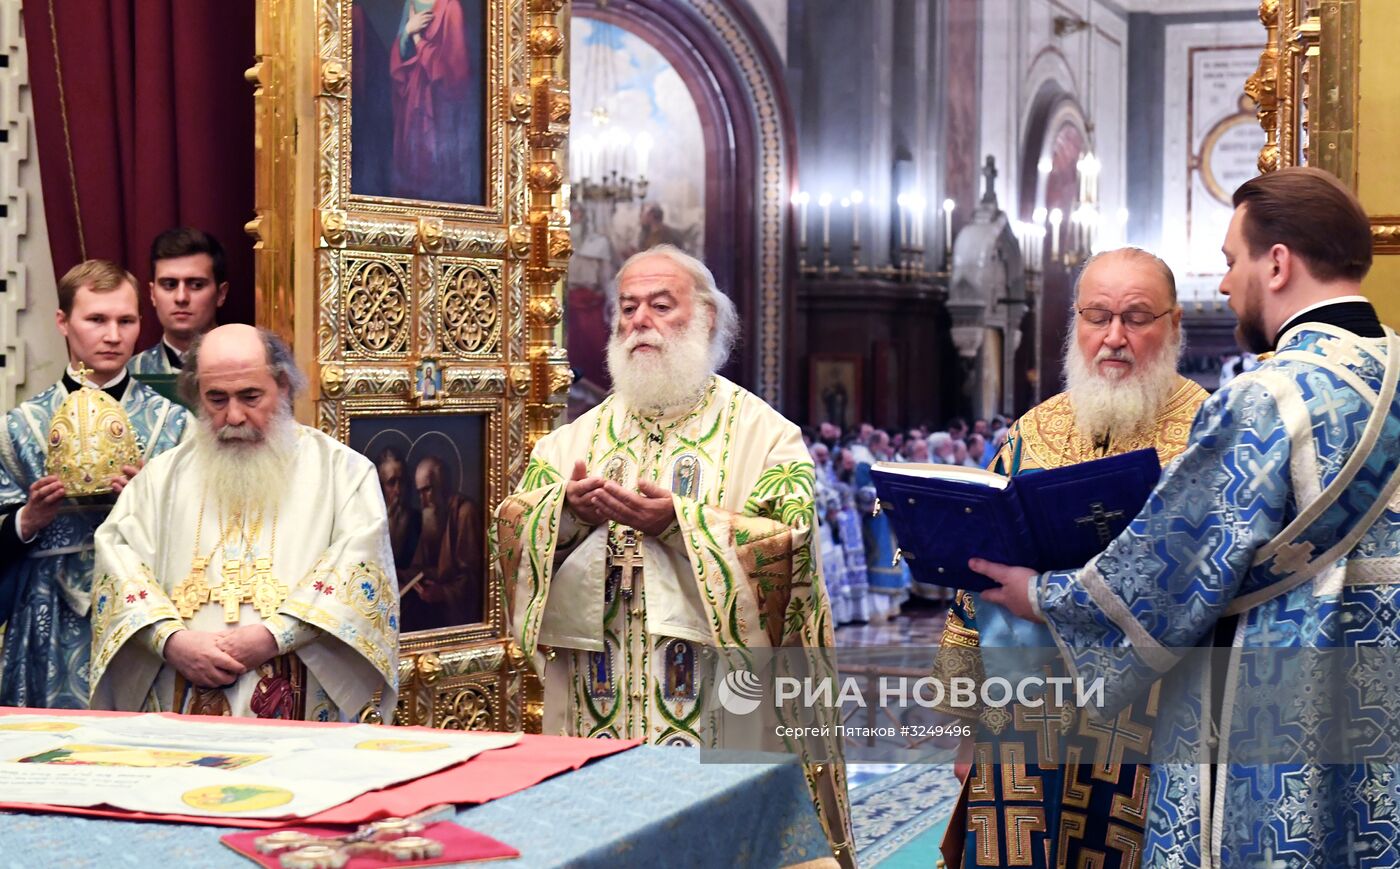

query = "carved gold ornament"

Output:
[[321, 210, 348, 246], [436, 683, 494, 731], [320, 60, 348, 95], [252, 0, 567, 729], [45, 373, 141, 497], [1249, 0, 1358, 186], [345, 260, 409, 355], [440, 264, 499, 354], [417, 217, 444, 253]]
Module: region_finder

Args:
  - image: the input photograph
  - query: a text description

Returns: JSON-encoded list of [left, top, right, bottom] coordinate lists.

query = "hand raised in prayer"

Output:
[[164, 629, 246, 688], [969, 558, 1042, 623], [109, 461, 144, 497], [564, 460, 607, 527], [591, 479, 676, 538], [18, 475, 65, 540], [215, 624, 280, 671]]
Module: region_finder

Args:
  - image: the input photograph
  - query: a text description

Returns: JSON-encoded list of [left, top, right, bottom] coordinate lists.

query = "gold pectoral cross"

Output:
[[171, 557, 211, 618], [215, 557, 290, 623], [218, 559, 251, 622], [248, 557, 289, 618]]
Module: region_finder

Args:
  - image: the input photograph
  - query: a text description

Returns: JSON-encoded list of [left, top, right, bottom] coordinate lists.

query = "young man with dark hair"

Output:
[[128, 227, 230, 374]]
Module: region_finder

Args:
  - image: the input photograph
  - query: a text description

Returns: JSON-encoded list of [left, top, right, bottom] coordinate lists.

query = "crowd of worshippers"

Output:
[[798, 417, 1009, 625]]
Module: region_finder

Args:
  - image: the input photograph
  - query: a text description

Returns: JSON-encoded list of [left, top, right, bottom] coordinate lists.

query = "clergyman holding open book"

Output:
[[932, 247, 1207, 869]]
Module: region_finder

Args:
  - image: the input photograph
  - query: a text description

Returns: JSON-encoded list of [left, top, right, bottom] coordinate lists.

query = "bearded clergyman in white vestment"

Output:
[[90, 324, 399, 720], [494, 246, 854, 864]]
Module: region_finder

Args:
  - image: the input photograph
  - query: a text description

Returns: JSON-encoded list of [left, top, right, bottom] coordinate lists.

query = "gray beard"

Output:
[[606, 315, 715, 413], [1064, 329, 1184, 444], [189, 408, 300, 516]]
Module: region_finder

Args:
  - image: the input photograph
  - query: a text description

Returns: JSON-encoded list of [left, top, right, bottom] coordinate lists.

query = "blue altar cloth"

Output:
[[0, 745, 833, 868]]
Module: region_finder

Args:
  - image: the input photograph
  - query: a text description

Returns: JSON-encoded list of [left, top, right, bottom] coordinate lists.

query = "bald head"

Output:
[[199, 324, 266, 376], [179, 325, 306, 439]]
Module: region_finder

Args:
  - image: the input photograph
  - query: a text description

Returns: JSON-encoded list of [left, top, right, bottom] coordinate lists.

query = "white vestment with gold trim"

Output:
[[89, 426, 399, 721]]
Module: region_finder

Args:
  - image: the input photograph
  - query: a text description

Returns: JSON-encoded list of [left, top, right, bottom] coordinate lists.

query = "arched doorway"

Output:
[[1018, 83, 1090, 409], [566, 0, 796, 408]]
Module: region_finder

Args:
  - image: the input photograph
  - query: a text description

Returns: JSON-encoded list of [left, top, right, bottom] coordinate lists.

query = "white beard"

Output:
[[188, 404, 300, 516], [606, 314, 715, 413], [1064, 329, 1183, 443]]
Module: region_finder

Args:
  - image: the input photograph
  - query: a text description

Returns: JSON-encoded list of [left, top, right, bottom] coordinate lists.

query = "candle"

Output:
[[819, 192, 833, 244], [896, 193, 910, 256], [850, 189, 864, 247], [908, 195, 926, 250], [793, 191, 811, 248], [1049, 208, 1063, 260], [942, 198, 956, 257]]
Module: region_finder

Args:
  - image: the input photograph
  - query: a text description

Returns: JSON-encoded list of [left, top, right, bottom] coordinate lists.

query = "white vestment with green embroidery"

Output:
[[494, 374, 853, 858], [88, 426, 400, 721]]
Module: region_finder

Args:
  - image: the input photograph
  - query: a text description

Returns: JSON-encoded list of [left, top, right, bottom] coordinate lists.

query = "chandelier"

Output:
[[570, 21, 651, 206]]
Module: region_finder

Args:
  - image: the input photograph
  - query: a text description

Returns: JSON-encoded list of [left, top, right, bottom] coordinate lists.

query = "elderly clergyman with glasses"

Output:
[[934, 246, 1208, 869]]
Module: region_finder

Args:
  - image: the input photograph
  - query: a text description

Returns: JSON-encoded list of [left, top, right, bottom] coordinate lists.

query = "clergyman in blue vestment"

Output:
[[976, 167, 1400, 867], [0, 260, 188, 708]]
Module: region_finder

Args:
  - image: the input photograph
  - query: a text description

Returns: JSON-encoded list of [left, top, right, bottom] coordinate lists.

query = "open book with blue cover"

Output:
[[870, 448, 1162, 592]]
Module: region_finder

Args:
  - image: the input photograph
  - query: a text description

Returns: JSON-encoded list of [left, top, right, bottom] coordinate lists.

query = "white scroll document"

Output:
[[0, 714, 520, 819]]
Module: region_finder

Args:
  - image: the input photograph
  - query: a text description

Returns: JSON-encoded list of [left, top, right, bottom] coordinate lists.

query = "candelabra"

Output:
[[571, 126, 652, 207], [785, 183, 957, 284], [572, 171, 649, 205]]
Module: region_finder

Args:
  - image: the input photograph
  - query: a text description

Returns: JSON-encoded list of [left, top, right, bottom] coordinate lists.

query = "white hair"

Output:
[[611, 245, 739, 371]]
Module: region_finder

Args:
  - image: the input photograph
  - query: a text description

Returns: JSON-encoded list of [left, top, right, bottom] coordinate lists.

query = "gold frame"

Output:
[[248, 0, 570, 730], [1246, 0, 1360, 186], [1245, 1, 1397, 247]]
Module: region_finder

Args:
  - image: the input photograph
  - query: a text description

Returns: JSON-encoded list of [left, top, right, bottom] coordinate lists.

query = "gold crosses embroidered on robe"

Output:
[[169, 556, 290, 622]]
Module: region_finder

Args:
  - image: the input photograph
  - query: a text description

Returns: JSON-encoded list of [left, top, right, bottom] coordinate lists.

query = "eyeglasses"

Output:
[[1076, 307, 1173, 330]]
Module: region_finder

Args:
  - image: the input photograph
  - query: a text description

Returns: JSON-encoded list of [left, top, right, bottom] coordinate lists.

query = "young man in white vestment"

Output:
[[91, 324, 399, 721]]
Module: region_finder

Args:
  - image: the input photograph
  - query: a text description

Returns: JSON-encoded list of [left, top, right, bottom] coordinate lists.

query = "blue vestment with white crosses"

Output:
[[1037, 321, 1400, 868], [0, 378, 187, 708]]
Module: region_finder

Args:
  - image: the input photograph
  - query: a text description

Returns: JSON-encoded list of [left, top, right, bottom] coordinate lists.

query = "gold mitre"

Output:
[[45, 364, 141, 497]]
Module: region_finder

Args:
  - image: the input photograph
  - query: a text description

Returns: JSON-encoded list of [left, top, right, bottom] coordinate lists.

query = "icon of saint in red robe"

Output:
[[389, 0, 482, 203]]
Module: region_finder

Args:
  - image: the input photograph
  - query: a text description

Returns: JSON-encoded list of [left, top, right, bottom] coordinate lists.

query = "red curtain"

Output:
[[22, 0, 256, 348]]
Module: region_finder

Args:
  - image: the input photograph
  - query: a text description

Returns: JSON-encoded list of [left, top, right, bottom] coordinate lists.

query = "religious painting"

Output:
[[808, 354, 863, 430], [415, 357, 444, 405], [351, 0, 488, 205], [349, 413, 487, 632]]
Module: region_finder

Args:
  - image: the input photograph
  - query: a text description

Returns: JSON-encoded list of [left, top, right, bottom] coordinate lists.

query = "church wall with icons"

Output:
[[251, 0, 568, 731]]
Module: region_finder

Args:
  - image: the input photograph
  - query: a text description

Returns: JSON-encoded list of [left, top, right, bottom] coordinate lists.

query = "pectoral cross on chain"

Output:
[[610, 528, 643, 598], [1075, 501, 1125, 547], [171, 557, 211, 618], [248, 557, 289, 617], [217, 559, 252, 622], [216, 557, 289, 622]]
